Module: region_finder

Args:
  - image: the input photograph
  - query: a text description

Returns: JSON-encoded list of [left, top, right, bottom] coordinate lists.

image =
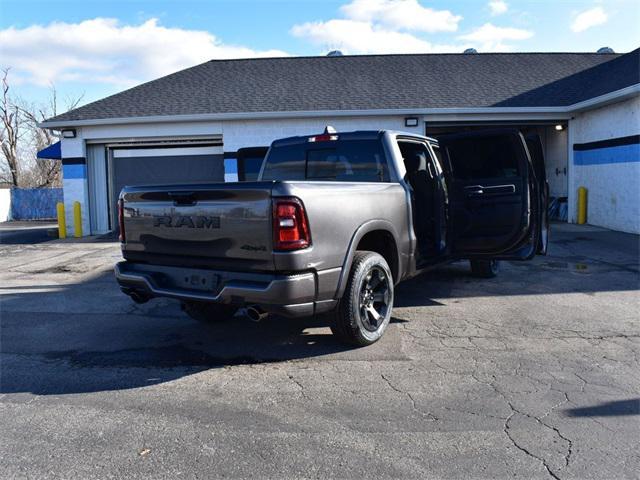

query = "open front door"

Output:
[[439, 129, 540, 260], [525, 133, 549, 255]]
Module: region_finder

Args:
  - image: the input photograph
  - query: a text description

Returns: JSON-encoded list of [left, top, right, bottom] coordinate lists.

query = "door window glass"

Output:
[[430, 145, 445, 175], [237, 147, 268, 181], [446, 135, 521, 180]]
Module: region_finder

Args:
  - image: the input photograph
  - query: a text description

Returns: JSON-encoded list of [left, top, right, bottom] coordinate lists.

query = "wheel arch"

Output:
[[334, 220, 402, 299]]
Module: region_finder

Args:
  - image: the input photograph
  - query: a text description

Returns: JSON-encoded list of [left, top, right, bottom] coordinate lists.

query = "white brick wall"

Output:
[[573, 96, 640, 142], [62, 177, 90, 237], [74, 115, 416, 150], [569, 96, 640, 233], [61, 133, 85, 158], [77, 121, 223, 140], [573, 162, 639, 233], [220, 115, 411, 151], [0, 189, 10, 222]]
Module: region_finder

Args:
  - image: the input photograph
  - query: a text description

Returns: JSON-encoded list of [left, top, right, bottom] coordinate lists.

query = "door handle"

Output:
[[464, 185, 484, 196], [483, 184, 516, 194], [168, 191, 197, 206], [464, 184, 516, 196]]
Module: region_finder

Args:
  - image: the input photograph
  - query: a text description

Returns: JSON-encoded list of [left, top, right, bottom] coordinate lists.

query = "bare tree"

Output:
[[0, 68, 84, 188], [0, 69, 21, 186], [21, 86, 84, 188]]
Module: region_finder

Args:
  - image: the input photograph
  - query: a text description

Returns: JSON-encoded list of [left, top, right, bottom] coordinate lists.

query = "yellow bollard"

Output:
[[56, 202, 67, 239], [577, 186, 588, 225], [73, 201, 83, 238]]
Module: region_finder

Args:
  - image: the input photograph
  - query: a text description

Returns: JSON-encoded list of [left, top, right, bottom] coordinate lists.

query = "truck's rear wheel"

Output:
[[470, 259, 500, 278], [182, 301, 237, 323], [330, 251, 394, 346]]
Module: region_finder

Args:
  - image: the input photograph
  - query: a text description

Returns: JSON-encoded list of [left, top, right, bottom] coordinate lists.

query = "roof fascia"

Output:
[[568, 84, 640, 113]]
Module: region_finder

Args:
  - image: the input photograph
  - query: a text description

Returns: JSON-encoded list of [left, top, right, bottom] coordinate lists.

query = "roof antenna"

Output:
[[324, 125, 337, 134], [327, 50, 344, 57], [597, 47, 615, 54], [463, 48, 478, 54]]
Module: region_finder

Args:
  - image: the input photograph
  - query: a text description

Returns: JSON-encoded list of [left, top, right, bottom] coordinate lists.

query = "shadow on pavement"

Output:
[[1, 223, 638, 396], [0, 224, 55, 245], [564, 399, 640, 417], [1, 269, 391, 395]]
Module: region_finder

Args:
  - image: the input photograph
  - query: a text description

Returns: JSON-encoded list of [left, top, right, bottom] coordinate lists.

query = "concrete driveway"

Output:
[[0, 223, 638, 479]]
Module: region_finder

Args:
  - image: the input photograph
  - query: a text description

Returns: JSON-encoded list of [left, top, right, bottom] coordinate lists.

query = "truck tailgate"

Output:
[[120, 183, 275, 270]]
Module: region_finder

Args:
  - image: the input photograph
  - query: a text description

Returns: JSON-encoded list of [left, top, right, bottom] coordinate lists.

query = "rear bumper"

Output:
[[114, 261, 338, 318]]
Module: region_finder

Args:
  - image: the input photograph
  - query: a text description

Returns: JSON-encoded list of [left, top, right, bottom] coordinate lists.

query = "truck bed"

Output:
[[120, 180, 410, 277]]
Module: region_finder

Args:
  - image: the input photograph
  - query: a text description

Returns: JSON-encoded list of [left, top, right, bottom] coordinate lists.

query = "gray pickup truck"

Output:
[[115, 127, 548, 346]]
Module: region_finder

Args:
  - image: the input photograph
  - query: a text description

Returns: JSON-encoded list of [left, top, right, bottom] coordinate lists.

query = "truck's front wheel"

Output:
[[182, 301, 237, 324], [331, 251, 394, 346]]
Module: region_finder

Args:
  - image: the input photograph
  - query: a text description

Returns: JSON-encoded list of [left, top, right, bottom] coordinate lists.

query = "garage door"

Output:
[[108, 145, 224, 229]]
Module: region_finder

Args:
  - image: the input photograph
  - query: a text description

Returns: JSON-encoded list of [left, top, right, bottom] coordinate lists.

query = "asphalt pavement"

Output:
[[0, 223, 638, 479]]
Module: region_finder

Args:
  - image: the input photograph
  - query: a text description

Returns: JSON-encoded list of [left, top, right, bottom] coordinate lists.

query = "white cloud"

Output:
[[488, 1, 508, 16], [291, 19, 458, 54], [459, 22, 533, 51], [340, 0, 462, 33], [0, 18, 288, 87], [571, 7, 608, 33], [291, 0, 463, 54]]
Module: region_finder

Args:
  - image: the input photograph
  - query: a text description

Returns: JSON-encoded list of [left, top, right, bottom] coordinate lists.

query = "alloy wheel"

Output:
[[358, 266, 391, 332]]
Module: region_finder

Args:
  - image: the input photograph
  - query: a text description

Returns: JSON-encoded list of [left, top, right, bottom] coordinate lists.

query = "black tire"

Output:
[[470, 259, 500, 278], [182, 301, 237, 324], [330, 251, 394, 346]]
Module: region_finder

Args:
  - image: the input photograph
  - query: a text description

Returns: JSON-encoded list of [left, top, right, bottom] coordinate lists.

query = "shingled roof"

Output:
[[45, 49, 640, 125]]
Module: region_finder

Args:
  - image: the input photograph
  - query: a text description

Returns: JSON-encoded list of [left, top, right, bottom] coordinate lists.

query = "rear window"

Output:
[[261, 139, 389, 182], [445, 134, 521, 180]]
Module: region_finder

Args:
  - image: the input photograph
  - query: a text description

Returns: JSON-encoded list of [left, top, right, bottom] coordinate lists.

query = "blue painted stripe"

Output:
[[63, 164, 87, 179], [574, 143, 640, 166], [224, 158, 238, 174]]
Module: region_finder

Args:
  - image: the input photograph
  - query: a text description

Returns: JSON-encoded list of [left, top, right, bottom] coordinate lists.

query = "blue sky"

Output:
[[1, 0, 639, 109]]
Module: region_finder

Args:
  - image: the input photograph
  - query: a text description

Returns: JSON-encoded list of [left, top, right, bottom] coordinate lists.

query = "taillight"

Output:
[[273, 197, 311, 251], [118, 198, 126, 243]]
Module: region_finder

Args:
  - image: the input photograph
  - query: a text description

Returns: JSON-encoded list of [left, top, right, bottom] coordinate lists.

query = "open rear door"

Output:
[[439, 129, 540, 260]]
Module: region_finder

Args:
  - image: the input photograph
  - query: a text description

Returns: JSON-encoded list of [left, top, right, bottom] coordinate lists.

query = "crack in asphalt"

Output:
[[380, 373, 438, 421], [395, 312, 638, 479], [467, 368, 573, 479], [287, 373, 310, 401], [504, 410, 562, 480]]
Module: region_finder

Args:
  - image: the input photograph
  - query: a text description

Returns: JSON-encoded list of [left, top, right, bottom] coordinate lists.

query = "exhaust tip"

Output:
[[246, 306, 268, 322]]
